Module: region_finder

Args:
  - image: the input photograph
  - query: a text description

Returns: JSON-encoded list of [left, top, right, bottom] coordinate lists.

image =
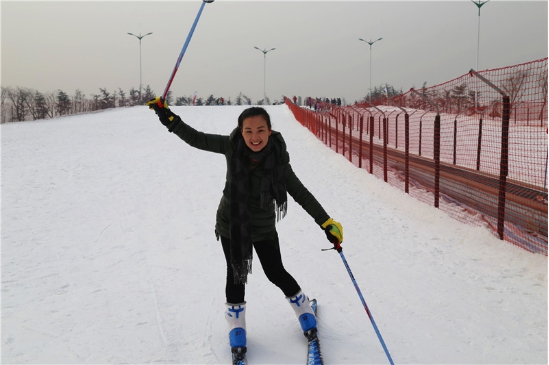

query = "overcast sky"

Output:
[[2, 0, 547, 104]]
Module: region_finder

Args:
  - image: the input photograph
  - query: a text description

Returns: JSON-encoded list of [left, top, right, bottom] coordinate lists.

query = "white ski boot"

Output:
[[287, 290, 317, 339], [225, 302, 247, 360]]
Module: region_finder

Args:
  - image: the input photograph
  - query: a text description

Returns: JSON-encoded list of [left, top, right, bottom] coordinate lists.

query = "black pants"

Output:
[[221, 234, 301, 304]]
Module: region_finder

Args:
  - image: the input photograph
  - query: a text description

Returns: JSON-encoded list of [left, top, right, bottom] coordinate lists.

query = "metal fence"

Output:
[[285, 58, 548, 255]]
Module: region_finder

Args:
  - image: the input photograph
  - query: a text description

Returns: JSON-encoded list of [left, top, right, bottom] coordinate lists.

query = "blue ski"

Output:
[[306, 299, 323, 365]]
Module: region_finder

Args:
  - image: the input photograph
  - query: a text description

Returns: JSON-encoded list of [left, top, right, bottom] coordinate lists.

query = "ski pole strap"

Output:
[[321, 242, 342, 253]]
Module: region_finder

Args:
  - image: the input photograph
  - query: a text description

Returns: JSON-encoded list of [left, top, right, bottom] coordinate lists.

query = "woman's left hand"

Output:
[[321, 218, 343, 247]]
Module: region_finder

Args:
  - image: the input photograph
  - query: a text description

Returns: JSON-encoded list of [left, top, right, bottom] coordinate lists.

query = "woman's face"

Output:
[[241, 115, 272, 152]]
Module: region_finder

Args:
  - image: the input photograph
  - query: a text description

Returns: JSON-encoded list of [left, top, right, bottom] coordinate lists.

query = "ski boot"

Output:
[[287, 290, 317, 340], [225, 302, 247, 363]]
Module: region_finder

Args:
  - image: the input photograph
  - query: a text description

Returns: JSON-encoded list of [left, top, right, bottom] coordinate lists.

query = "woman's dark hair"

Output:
[[237, 107, 271, 130]]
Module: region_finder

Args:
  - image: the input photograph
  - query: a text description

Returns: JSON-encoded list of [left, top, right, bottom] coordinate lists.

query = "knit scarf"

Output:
[[229, 134, 287, 284]]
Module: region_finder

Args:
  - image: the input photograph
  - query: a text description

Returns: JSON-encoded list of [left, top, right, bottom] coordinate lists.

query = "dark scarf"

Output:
[[229, 134, 287, 284]]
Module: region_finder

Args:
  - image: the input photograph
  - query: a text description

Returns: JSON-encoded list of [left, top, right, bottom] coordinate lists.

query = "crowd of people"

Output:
[[292, 96, 342, 111]]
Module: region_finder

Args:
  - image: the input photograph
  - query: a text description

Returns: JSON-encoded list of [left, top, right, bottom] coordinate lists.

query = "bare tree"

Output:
[[450, 83, 473, 114], [501, 70, 529, 105], [7, 87, 31, 122], [73, 89, 85, 114], [44, 91, 57, 118], [25, 90, 49, 120], [1, 86, 10, 123]]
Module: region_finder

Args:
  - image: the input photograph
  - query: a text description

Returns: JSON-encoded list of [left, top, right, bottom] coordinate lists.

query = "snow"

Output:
[[1, 105, 547, 364]]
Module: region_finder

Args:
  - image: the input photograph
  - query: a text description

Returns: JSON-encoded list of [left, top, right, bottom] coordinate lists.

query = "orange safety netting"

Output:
[[285, 58, 548, 255]]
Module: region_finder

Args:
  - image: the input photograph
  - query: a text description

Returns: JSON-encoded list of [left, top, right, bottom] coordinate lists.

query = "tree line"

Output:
[[0, 85, 277, 123]]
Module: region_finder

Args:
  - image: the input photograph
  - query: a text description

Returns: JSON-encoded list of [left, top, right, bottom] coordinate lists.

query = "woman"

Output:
[[147, 97, 343, 358]]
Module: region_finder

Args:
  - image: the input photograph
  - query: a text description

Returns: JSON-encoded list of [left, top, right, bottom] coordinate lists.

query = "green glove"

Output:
[[146, 97, 180, 130]]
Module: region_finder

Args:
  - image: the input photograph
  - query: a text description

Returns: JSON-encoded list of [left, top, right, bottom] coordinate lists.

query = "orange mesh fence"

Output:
[[285, 58, 548, 255]]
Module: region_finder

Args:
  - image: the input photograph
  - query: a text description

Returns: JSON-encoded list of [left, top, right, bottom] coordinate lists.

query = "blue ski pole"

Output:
[[332, 243, 395, 365], [160, 0, 214, 105]]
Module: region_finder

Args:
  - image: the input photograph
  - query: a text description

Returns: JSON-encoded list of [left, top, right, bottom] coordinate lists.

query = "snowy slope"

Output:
[[1, 105, 547, 364]]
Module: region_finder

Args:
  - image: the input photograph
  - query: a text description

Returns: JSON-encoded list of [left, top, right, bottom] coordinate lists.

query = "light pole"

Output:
[[359, 37, 382, 103], [471, 0, 489, 72], [471, 0, 489, 111], [254, 46, 276, 102], [128, 32, 153, 103]]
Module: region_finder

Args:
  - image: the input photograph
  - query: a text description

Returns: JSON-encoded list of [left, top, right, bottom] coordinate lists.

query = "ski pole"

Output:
[[160, 0, 214, 105], [332, 243, 395, 365]]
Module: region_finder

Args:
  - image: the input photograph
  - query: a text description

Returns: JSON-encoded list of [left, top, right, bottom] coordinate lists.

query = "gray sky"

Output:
[[2, 0, 547, 104]]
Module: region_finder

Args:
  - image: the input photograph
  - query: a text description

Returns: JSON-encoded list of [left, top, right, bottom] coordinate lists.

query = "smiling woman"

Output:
[[145, 97, 343, 362], [240, 114, 272, 152]]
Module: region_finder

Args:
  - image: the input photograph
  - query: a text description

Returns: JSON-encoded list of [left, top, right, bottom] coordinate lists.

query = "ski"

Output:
[[306, 299, 323, 365], [231, 346, 247, 365]]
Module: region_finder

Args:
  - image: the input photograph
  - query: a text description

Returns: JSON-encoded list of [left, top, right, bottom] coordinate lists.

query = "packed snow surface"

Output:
[[1, 105, 547, 364]]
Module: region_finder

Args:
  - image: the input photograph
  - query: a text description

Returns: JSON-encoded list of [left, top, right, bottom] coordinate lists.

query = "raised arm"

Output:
[[147, 97, 228, 154]]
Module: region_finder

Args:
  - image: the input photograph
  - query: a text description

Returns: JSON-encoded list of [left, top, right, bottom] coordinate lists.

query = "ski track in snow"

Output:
[[1, 105, 547, 364]]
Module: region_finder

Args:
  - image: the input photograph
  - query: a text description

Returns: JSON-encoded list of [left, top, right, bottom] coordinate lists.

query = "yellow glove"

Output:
[[146, 97, 179, 129], [322, 218, 343, 247]]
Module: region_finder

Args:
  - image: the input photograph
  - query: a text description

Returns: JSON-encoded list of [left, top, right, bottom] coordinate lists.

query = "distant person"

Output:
[[293, 95, 297, 104], [146, 98, 343, 362]]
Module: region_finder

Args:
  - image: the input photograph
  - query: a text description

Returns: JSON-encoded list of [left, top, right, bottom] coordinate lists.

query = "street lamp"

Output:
[[359, 37, 382, 103], [254, 46, 276, 102], [471, 0, 489, 72], [471, 0, 489, 111], [128, 32, 153, 103]]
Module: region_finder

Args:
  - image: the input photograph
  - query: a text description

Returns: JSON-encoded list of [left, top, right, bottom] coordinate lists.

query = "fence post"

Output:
[[329, 113, 333, 148], [395, 106, 410, 194], [335, 109, 339, 154], [364, 102, 387, 179], [469, 69, 510, 240], [323, 114, 327, 144], [395, 113, 400, 149], [350, 105, 371, 172], [342, 111, 347, 159], [370, 114, 375, 174], [477, 115, 484, 171], [434, 114, 441, 207], [384, 116, 388, 181], [411, 88, 441, 208], [356, 107, 374, 173], [453, 111, 464, 165], [349, 113, 354, 163], [359, 114, 364, 168]]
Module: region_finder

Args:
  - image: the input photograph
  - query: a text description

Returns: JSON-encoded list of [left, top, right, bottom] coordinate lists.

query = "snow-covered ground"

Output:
[[1, 105, 547, 364]]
